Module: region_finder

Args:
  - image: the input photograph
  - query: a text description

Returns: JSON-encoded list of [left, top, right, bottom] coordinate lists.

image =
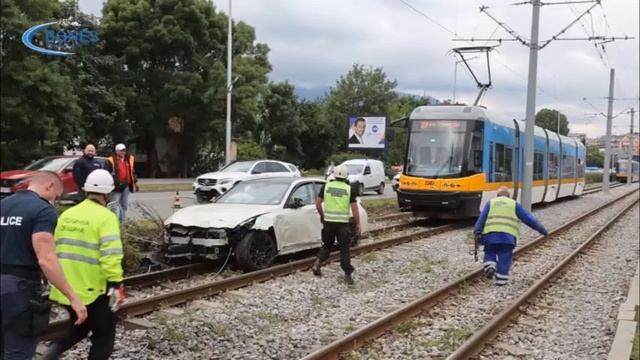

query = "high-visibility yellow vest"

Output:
[[324, 180, 352, 223], [482, 196, 519, 239], [49, 199, 124, 306]]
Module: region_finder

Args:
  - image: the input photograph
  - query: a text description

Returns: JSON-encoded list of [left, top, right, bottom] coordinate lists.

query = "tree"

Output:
[[535, 108, 569, 135], [298, 100, 334, 169], [323, 64, 398, 154], [586, 146, 604, 167], [384, 95, 431, 167], [100, 0, 271, 176], [261, 82, 305, 163], [0, 0, 83, 169]]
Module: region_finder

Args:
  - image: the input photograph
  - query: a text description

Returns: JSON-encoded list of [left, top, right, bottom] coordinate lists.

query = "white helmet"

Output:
[[334, 164, 349, 179], [83, 169, 115, 194]]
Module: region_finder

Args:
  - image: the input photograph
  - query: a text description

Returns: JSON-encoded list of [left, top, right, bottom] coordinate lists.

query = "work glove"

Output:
[[107, 282, 125, 312]]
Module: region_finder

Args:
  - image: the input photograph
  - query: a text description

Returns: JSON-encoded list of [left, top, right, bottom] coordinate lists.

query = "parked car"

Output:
[[0, 155, 106, 202], [193, 160, 301, 203], [164, 177, 369, 271], [334, 159, 386, 195]]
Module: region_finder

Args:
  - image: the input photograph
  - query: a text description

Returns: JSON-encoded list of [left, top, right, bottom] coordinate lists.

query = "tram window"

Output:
[[495, 143, 513, 182], [548, 152, 558, 179], [533, 152, 544, 180], [562, 155, 575, 179]]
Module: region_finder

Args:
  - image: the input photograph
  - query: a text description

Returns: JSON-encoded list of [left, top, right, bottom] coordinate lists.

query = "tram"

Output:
[[396, 105, 586, 219]]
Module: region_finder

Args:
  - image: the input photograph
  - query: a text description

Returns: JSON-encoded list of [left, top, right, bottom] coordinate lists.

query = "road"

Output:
[[127, 181, 397, 221]]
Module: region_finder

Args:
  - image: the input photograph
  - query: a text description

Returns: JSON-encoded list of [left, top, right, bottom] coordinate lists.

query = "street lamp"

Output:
[[225, 0, 233, 165]]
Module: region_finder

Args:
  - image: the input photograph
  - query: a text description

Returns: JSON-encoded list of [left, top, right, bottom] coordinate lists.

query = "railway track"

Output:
[[300, 188, 639, 360], [447, 198, 638, 359], [43, 219, 468, 340]]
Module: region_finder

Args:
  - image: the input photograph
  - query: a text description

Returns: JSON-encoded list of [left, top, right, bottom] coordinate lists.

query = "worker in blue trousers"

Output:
[[474, 186, 548, 286]]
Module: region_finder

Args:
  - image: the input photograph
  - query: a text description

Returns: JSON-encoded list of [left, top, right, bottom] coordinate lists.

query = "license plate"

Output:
[[0, 187, 11, 193], [200, 186, 212, 191]]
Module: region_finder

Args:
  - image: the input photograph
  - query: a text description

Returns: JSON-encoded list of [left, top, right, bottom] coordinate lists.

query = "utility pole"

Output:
[[629, 108, 635, 185], [225, 0, 233, 165], [521, 0, 541, 211], [557, 110, 560, 133], [455, 1, 634, 211], [602, 68, 615, 193]]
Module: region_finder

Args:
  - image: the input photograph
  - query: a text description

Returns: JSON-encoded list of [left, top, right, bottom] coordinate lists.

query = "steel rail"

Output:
[[300, 188, 639, 360], [447, 198, 639, 359], [42, 221, 468, 341]]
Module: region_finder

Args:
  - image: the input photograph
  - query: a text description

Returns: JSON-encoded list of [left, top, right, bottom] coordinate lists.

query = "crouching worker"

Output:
[[312, 165, 360, 286], [43, 169, 125, 360], [474, 186, 548, 286]]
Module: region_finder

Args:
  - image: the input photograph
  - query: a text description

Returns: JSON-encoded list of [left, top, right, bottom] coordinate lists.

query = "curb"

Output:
[[608, 263, 639, 360]]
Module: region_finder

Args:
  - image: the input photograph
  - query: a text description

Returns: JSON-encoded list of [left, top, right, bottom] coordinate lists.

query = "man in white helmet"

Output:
[[43, 169, 124, 360], [312, 164, 360, 286]]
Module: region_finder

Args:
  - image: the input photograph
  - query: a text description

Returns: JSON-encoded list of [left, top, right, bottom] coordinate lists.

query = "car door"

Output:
[[61, 159, 78, 195], [273, 182, 321, 253]]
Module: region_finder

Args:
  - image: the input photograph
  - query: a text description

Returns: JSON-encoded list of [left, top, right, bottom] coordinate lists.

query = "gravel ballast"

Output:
[[53, 186, 637, 359]]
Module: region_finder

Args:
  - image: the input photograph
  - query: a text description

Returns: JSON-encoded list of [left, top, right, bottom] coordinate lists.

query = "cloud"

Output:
[[80, 0, 639, 137]]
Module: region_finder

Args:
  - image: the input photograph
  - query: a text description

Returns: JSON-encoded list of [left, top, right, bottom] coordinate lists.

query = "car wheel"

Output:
[[377, 182, 385, 195], [196, 193, 212, 203], [235, 231, 277, 272], [358, 182, 365, 196]]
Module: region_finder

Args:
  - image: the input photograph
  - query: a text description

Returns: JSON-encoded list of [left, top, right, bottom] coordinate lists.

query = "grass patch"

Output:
[[302, 168, 324, 177], [401, 256, 445, 275], [137, 183, 193, 192], [632, 322, 639, 360], [396, 319, 417, 335], [585, 172, 602, 184], [213, 323, 227, 337], [360, 252, 379, 263], [362, 198, 399, 217], [311, 294, 324, 308], [256, 311, 279, 323]]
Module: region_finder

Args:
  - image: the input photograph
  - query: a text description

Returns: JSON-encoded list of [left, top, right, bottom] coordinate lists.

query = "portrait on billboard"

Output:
[[347, 116, 386, 149]]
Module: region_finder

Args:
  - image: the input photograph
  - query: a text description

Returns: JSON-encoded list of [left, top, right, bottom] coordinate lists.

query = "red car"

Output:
[[0, 155, 107, 202]]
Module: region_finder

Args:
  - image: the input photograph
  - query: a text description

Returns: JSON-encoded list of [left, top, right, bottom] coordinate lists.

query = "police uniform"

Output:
[[1, 190, 57, 359], [474, 196, 548, 286], [316, 179, 358, 277], [44, 199, 123, 360]]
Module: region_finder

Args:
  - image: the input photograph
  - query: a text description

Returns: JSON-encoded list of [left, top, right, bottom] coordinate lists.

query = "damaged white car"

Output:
[[163, 177, 369, 271]]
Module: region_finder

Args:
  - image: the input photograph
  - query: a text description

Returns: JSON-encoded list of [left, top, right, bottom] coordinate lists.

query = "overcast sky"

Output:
[[79, 0, 639, 138]]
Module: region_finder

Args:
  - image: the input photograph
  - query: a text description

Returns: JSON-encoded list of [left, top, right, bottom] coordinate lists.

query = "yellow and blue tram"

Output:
[[397, 106, 586, 218], [615, 159, 640, 182]]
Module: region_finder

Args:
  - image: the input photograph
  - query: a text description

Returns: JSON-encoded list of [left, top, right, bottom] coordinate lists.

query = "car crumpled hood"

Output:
[[164, 203, 278, 228], [197, 171, 248, 180], [0, 170, 39, 180]]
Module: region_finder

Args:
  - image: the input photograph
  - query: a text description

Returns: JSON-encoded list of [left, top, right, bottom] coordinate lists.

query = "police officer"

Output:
[[474, 186, 548, 286], [1, 171, 87, 360], [312, 165, 361, 285], [43, 169, 124, 360]]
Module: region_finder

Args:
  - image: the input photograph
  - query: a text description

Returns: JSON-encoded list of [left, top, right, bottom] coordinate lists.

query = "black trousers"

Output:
[[316, 222, 354, 276], [43, 295, 117, 360]]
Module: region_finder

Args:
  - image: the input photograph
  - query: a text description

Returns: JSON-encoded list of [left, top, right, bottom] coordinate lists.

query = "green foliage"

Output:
[[262, 82, 305, 163], [326, 151, 369, 166], [535, 108, 569, 135], [237, 140, 266, 160], [587, 146, 604, 167], [396, 319, 417, 334], [585, 172, 602, 184]]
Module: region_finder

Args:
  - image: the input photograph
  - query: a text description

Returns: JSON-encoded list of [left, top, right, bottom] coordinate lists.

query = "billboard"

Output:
[[347, 116, 386, 149]]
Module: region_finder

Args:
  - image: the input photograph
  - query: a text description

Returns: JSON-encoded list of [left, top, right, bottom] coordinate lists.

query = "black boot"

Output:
[[312, 258, 322, 276], [41, 343, 64, 360], [344, 274, 354, 286]]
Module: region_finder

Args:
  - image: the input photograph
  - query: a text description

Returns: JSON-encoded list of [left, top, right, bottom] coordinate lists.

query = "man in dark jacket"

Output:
[[72, 144, 102, 201]]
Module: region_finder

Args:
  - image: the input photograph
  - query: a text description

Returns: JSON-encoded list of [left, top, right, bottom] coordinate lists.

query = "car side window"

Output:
[[288, 183, 315, 206], [252, 162, 267, 174], [364, 166, 371, 175], [266, 162, 288, 173]]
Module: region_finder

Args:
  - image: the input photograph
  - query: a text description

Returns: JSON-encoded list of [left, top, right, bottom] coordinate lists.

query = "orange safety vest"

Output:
[[107, 155, 136, 191]]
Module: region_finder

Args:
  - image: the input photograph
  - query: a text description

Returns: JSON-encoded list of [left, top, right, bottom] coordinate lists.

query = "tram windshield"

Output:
[[406, 120, 468, 178]]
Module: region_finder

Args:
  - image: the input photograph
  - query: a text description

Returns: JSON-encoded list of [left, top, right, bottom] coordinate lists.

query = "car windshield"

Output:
[[345, 164, 363, 175], [216, 181, 290, 205], [406, 120, 467, 178], [24, 157, 71, 171], [220, 161, 255, 173]]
